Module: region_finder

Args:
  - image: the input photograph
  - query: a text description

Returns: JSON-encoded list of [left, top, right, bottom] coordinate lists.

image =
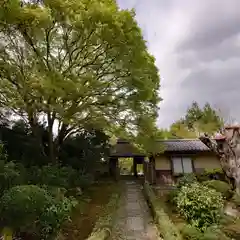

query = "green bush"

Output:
[[29, 165, 94, 190], [203, 180, 232, 199], [40, 196, 78, 239], [0, 185, 77, 239], [197, 168, 225, 182], [176, 183, 224, 231], [167, 189, 179, 205], [34, 165, 75, 188], [0, 161, 25, 193], [0, 185, 53, 233], [71, 171, 94, 190], [177, 173, 197, 189]]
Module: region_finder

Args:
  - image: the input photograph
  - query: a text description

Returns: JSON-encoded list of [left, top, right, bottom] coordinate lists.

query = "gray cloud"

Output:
[[178, 1, 240, 51], [117, 0, 240, 128]]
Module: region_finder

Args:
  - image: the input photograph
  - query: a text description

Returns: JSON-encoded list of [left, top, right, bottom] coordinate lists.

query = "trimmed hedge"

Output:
[[143, 182, 182, 240], [86, 190, 121, 240]]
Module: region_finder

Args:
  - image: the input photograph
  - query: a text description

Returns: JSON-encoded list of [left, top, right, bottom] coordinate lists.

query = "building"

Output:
[[144, 139, 221, 185], [110, 139, 221, 185]]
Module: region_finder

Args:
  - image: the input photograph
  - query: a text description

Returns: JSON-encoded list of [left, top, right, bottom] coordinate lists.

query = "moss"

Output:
[[86, 183, 121, 240], [143, 182, 182, 240]]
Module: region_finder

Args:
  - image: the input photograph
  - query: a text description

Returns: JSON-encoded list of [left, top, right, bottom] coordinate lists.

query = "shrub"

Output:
[[0, 185, 53, 234], [167, 189, 179, 205], [197, 168, 225, 182], [176, 183, 224, 231], [0, 161, 26, 193], [29, 165, 94, 190], [34, 165, 75, 189], [70, 171, 94, 190], [177, 173, 197, 189], [0, 185, 77, 239], [40, 196, 78, 239], [203, 180, 232, 199]]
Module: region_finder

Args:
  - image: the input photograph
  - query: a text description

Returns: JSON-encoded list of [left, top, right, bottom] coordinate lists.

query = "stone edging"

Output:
[[143, 182, 182, 240], [86, 190, 121, 240]]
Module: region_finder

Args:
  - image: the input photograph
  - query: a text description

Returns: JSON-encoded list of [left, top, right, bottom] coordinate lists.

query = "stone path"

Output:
[[111, 180, 160, 240]]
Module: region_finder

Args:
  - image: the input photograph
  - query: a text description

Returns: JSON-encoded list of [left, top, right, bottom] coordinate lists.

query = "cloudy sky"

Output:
[[117, 0, 240, 128]]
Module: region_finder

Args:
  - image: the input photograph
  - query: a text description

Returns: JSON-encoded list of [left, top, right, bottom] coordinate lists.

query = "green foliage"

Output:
[[0, 161, 21, 193], [0, 0, 160, 160], [176, 183, 224, 231], [40, 196, 78, 240], [29, 165, 94, 190], [169, 120, 197, 139], [181, 224, 231, 240], [0, 185, 52, 232], [177, 173, 197, 189], [169, 102, 223, 138], [167, 189, 179, 205], [88, 190, 121, 240], [197, 168, 225, 182], [180, 224, 203, 240], [0, 185, 77, 239], [203, 180, 232, 199], [143, 182, 182, 240]]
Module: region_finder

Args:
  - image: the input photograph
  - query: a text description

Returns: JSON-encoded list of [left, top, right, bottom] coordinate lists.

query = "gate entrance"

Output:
[[108, 140, 147, 181]]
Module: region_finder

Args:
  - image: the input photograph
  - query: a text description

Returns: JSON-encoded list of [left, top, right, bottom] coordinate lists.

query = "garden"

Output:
[[0, 121, 121, 240], [144, 170, 240, 240]]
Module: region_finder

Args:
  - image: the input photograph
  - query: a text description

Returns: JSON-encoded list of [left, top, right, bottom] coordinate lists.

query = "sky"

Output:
[[117, 0, 240, 128]]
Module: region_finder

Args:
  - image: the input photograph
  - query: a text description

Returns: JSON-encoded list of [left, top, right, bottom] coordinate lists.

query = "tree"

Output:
[[168, 102, 223, 139], [200, 126, 240, 196], [185, 102, 223, 136], [0, 0, 160, 162], [169, 119, 197, 139]]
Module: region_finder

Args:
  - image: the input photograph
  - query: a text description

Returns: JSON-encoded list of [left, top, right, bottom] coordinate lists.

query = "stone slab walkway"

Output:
[[111, 180, 160, 240]]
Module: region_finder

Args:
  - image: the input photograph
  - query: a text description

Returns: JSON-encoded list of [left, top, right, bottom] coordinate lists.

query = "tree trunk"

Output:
[[28, 115, 47, 158], [200, 126, 240, 196], [48, 128, 55, 163], [47, 111, 56, 163]]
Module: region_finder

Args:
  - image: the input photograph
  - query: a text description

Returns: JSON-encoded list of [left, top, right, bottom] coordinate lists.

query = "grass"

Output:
[[153, 188, 186, 229], [60, 181, 117, 240]]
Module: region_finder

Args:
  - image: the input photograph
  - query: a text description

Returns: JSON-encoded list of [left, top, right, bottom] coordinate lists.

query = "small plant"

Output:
[[166, 189, 179, 205], [40, 196, 78, 239], [176, 182, 224, 231], [177, 173, 197, 189], [203, 180, 232, 199]]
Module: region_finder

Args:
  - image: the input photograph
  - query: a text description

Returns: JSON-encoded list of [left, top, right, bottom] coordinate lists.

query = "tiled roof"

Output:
[[110, 139, 210, 157], [158, 139, 210, 152]]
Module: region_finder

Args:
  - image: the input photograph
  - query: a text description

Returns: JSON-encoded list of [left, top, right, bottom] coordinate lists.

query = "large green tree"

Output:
[[0, 0, 160, 161]]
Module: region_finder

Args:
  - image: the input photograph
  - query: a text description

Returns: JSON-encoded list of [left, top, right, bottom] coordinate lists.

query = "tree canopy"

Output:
[[0, 0, 160, 161], [168, 102, 223, 139]]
